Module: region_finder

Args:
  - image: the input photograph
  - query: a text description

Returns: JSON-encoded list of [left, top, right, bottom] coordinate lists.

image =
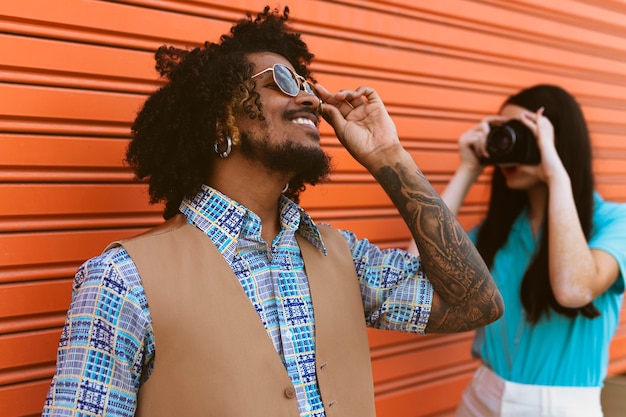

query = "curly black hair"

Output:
[[126, 6, 315, 219]]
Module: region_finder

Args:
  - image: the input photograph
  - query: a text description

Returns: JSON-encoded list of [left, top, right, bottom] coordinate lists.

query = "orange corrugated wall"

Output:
[[1, 1, 626, 416]]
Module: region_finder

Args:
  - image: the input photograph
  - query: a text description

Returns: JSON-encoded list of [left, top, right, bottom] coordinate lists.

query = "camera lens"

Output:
[[486, 125, 516, 156]]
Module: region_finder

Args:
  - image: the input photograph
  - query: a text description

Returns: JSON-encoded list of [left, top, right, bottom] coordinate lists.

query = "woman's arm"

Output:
[[523, 110, 620, 307]]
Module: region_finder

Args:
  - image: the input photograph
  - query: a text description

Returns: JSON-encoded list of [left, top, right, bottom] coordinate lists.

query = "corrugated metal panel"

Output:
[[1, 0, 625, 416]]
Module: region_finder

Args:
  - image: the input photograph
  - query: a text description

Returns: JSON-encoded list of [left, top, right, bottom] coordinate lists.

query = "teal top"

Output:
[[469, 193, 626, 386]]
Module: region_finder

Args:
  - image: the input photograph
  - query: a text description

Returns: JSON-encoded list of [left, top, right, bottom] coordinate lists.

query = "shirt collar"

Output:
[[178, 184, 326, 254]]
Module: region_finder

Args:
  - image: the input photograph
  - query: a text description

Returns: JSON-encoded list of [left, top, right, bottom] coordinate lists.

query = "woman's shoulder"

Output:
[[590, 192, 626, 257], [593, 192, 626, 220]]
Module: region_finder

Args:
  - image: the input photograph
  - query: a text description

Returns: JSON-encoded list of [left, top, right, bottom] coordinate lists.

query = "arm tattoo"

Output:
[[374, 163, 503, 333]]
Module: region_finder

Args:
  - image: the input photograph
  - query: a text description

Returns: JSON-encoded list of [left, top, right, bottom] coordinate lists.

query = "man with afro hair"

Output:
[[44, 6, 503, 417]]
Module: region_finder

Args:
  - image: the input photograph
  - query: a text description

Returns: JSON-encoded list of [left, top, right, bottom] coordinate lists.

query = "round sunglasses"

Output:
[[251, 63, 315, 97]]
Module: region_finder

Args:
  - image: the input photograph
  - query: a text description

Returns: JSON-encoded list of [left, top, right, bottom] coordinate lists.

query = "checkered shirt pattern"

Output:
[[43, 184, 432, 416]]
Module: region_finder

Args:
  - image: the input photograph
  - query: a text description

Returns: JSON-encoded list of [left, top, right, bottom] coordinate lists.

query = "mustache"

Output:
[[284, 108, 320, 123]]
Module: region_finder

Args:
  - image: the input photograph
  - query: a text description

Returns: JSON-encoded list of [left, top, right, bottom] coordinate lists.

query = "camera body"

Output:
[[479, 119, 541, 165]]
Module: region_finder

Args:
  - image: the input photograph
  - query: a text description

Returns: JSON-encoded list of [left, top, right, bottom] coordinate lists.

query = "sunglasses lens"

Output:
[[273, 64, 299, 96], [303, 82, 314, 95]]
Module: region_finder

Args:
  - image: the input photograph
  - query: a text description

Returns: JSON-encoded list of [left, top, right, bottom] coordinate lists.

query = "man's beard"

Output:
[[239, 131, 332, 187]]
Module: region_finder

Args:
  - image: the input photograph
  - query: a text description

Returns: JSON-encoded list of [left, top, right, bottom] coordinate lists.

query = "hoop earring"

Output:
[[282, 183, 289, 193], [214, 135, 232, 158]]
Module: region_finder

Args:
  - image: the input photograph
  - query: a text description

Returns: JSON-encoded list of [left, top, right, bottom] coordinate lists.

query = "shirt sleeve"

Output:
[[589, 196, 626, 294], [42, 247, 153, 417], [338, 229, 433, 335]]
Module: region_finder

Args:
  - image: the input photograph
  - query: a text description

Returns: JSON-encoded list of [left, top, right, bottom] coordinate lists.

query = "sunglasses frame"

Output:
[[251, 64, 315, 97]]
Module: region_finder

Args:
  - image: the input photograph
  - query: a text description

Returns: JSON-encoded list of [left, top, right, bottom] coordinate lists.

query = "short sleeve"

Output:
[[338, 228, 433, 334], [589, 194, 626, 293]]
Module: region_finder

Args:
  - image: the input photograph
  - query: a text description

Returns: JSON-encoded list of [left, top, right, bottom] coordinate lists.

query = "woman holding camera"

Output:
[[409, 85, 626, 416]]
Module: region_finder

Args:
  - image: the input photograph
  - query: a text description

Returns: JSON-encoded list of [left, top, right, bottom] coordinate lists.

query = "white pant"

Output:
[[455, 364, 603, 417]]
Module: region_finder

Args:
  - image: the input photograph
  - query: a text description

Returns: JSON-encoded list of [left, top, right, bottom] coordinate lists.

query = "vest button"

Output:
[[284, 387, 296, 399]]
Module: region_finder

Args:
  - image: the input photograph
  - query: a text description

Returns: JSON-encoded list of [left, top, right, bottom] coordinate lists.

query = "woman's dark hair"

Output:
[[475, 84, 598, 323], [126, 6, 315, 219]]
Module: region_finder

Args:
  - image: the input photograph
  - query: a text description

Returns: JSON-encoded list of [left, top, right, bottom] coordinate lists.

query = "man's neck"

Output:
[[208, 158, 287, 243]]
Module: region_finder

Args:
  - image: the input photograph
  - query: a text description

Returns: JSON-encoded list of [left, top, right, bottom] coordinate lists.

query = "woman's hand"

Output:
[[458, 122, 488, 176], [519, 108, 568, 184], [456, 115, 509, 175]]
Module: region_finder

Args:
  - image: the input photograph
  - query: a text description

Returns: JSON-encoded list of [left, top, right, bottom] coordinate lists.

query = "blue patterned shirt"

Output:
[[44, 185, 432, 416]]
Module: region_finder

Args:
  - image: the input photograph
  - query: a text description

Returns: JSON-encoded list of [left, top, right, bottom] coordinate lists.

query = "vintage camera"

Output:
[[479, 119, 541, 165]]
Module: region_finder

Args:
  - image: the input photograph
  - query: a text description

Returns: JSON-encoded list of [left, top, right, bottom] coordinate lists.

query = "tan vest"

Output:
[[110, 214, 376, 417]]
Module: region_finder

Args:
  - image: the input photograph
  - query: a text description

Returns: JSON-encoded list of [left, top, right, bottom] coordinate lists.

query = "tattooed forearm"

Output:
[[374, 162, 503, 333]]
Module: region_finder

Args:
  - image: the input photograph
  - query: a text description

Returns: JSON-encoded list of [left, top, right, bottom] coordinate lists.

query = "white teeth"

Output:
[[292, 117, 315, 127]]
